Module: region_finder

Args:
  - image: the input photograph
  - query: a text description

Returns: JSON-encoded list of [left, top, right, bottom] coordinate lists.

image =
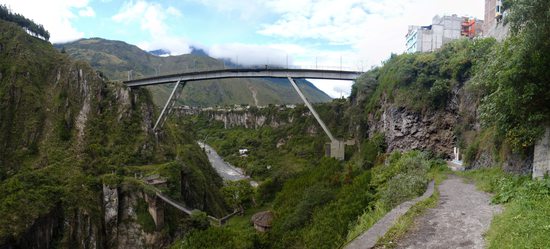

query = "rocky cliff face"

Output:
[[0, 19, 227, 249], [103, 185, 169, 249], [207, 111, 289, 129], [364, 87, 461, 158], [177, 107, 307, 129], [367, 106, 457, 157]]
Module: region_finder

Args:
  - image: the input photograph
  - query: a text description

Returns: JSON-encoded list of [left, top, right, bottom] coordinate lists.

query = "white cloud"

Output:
[[309, 79, 353, 98], [258, 0, 484, 68], [2, 0, 93, 42], [166, 6, 182, 17], [79, 6, 95, 17], [189, 0, 268, 20], [207, 43, 307, 66], [190, 0, 483, 97], [113, 0, 191, 54]]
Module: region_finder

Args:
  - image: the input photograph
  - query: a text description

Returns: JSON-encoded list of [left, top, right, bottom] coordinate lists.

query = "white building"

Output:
[[406, 15, 481, 53]]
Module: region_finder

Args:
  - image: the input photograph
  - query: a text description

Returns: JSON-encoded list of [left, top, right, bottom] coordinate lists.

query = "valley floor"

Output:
[[394, 175, 501, 249]]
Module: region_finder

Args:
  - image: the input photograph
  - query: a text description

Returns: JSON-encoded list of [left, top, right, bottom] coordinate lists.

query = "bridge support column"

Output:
[[153, 79, 186, 131], [144, 193, 165, 230], [287, 77, 345, 160]]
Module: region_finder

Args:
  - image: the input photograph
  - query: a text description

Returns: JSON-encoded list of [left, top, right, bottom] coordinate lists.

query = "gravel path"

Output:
[[395, 175, 502, 249]]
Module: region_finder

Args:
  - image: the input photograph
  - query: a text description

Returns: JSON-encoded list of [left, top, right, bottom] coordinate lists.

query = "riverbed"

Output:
[[198, 142, 258, 187]]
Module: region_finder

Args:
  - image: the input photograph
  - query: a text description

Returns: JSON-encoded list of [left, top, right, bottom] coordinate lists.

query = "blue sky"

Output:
[[3, 0, 484, 97]]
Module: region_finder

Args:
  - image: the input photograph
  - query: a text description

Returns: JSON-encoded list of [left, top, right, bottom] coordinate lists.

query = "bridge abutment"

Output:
[[144, 193, 165, 230]]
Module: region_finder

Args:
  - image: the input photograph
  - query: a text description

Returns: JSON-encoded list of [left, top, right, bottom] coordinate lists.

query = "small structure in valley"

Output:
[[251, 211, 274, 232], [143, 174, 167, 188]]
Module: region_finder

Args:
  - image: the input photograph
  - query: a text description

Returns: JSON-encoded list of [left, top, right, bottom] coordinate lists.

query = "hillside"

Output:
[[54, 38, 332, 107], [0, 19, 228, 248], [170, 1, 550, 246]]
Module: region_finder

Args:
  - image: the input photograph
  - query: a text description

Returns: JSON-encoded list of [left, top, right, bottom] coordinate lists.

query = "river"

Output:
[[198, 142, 258, 187]]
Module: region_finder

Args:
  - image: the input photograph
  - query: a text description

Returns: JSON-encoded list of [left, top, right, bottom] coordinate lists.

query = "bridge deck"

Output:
[[123, 68, 361, 87]]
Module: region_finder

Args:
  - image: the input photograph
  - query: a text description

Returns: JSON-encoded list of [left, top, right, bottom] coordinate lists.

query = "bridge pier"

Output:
[[288, 76, 350, 160], [153, 79, 186, 131], [144, 193, 165, 230]]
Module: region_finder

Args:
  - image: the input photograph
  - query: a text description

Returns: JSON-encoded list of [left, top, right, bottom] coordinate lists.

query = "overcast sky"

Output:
[[3, 0, 484, 97]]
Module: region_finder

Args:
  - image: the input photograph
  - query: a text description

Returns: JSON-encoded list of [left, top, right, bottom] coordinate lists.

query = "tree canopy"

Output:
[[0, 5, 49, 40]]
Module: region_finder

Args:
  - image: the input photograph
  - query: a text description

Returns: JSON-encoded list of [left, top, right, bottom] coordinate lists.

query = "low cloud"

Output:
[[207, 43, 295, 66], [113, 0, 191, 54]]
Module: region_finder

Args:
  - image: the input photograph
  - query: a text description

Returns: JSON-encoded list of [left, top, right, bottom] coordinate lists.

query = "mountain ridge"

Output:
[[55, 38, 332, 107]]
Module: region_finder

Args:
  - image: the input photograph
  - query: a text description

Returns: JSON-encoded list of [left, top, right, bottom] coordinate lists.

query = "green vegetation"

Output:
[[136, 198, 157, 233], [345, 152, 447, 243], [351, 38, 496, 114], [55, 38, 331, 107], [0, 5, 49, 40], [174, 122, 444, 249], [0, 17, 228, 246], [2, 0, 549, 247], [473, 0, 550, 150], [373, 164, 449, 248], [222, 180, 254, 213], [460, 168, 550, 249]]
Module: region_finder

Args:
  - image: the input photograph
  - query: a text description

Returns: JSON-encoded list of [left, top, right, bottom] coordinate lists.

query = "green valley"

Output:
[[1, 0, 549, 248]]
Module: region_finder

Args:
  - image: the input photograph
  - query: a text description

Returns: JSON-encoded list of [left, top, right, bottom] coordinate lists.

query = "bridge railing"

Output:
[[120, 63, 364, 82]]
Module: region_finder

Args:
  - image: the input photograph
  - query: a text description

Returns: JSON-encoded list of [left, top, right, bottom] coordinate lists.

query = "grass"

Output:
[[459, 168, 550, 249], [372, 166, 449, 248], [374, 184, 439, 248], [344, 159, 450, 247]]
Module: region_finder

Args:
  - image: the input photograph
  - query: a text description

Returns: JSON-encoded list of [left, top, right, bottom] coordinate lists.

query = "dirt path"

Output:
[[395, 175, 502, 249]]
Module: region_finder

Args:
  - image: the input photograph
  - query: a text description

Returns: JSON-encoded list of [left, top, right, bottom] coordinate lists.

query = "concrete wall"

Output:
[[533, 127, 550, 179], [484, 0, 497, 33], [484, 21, 509, 41]]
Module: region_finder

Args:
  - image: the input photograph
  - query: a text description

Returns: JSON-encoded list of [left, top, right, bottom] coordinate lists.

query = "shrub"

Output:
[[380, 173, 427, 208]]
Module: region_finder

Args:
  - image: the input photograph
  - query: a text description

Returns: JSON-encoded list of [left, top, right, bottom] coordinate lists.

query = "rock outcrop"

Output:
[[367, 106, 457, 157]]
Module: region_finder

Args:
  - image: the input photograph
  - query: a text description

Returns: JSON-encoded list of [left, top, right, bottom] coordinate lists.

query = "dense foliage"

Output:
[[176, 121, 440, 249], [0, 18, 228, 246], [474, 0, 550, 150], [351, 38, 495, 115], [0, 5, 49, 40]]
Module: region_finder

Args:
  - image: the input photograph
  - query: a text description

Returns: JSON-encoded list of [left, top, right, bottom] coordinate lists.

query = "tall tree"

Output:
[[475, 0, 550, 150]]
